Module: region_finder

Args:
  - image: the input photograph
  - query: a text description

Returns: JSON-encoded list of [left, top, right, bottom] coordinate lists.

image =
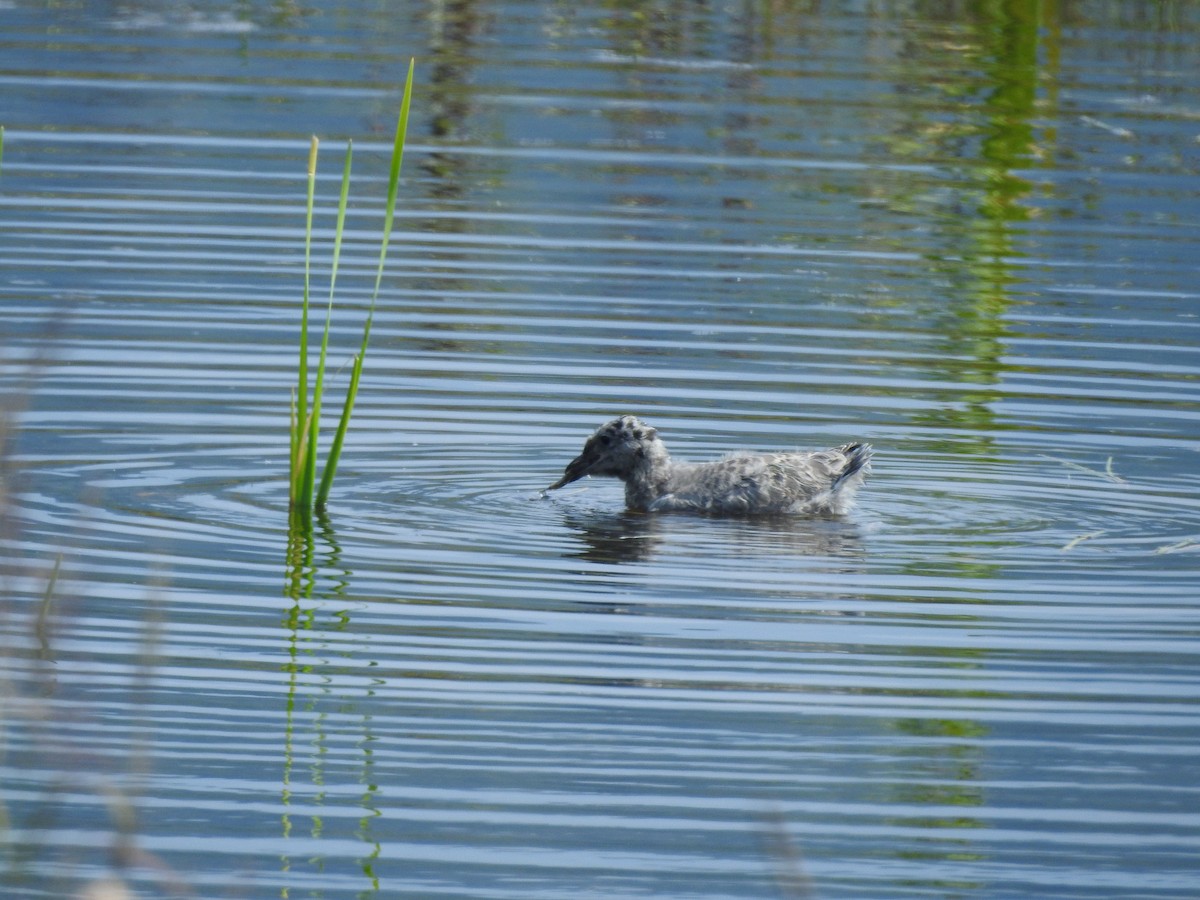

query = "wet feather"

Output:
[[548, 415, 871, 515]]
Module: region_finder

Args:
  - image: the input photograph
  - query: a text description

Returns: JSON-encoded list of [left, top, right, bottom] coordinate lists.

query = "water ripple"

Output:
[[4, 4, 1200, 897]]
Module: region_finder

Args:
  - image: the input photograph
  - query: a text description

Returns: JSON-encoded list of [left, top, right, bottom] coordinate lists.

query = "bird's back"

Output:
[[651, 443, 871, 515]]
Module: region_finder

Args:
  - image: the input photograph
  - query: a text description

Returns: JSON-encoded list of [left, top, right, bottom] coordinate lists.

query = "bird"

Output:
[[546, 415, 871, 516]]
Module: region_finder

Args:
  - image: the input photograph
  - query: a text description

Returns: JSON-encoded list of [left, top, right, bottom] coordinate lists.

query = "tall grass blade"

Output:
[[373, 58, 416, 306], [327, 142, 354, 305], [288, 388, 305, 503], [290, 406, 316, 523], [318, 352, 365, 508], [315, 59, 415, 510], [290, 136, 320, 511], [35, 553, 63, 657], [303, 142, 354, 511]]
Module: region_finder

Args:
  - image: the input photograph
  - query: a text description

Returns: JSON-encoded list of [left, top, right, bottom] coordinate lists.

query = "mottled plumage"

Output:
[[547, 416, 871, 515]]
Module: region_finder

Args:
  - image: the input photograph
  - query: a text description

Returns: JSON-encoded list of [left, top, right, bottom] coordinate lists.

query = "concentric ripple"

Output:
[[3, 2, 1200, 898]]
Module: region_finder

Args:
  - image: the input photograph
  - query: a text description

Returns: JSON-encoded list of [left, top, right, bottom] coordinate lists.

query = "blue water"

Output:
[[2, 2, 1199, 897]]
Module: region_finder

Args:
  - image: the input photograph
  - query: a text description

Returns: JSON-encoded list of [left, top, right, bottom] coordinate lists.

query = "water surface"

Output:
[[2, 2, 1199, 898]]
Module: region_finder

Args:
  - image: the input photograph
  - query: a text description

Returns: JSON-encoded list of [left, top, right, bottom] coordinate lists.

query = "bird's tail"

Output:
[[834, 442, 872, 488], [823, 442, 871, 513]]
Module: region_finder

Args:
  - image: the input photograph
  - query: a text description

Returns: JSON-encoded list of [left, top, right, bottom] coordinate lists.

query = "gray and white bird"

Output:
[[546, 415, 871, 515]]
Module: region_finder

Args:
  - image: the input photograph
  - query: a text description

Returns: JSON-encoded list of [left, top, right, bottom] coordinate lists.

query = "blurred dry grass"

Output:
[[0, 328, 190, 898]]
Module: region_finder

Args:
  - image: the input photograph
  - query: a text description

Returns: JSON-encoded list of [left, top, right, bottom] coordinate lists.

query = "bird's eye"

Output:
[[598, 435, 611, 447]]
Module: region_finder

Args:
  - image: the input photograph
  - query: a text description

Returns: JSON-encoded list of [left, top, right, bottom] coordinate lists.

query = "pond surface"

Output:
[[3, 1, 1200, 897]]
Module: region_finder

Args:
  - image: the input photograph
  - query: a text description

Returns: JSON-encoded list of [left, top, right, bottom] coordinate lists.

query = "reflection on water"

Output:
[[3, 0, 1200, 898], [555, 506, 866, 565]]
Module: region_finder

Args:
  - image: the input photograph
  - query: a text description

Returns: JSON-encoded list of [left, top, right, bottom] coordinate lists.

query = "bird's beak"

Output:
[[547, 450, 596, 491]]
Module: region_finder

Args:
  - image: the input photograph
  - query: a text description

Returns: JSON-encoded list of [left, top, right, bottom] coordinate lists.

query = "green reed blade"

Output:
[[291, 408, 315, 504], [288, 388, 313, 505], [288, 382, 307, 497], [316, 59, 414, 511], [304, 141, 354, 510], [291, 136, 320, 510], [289, 385, 298, 481], [327, 141, 353, 306], [372, 58, 415, 307], [299, 138, 324, 509], [317, 352, 364, 509]]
